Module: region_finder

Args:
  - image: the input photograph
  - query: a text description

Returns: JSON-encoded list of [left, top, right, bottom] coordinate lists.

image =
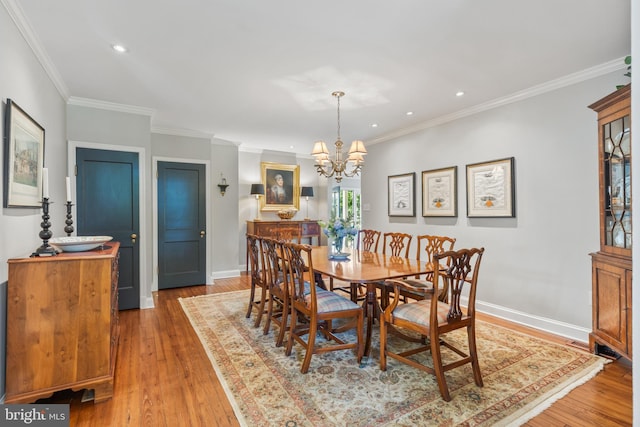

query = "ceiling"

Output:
[[10, 0, 631, 155]]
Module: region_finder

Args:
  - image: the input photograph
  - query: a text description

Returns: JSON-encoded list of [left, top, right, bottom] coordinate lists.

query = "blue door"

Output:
[[157, 161, 207, 288], [76, 148, 140, 309]]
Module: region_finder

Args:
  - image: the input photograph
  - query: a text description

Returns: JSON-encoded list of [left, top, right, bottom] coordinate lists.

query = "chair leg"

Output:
[[275, 297, 289, 347], [379, 317, 387, 370], [430, 334, 451, 402], [356, 311, 364, 363], [253, 286, 268, 328], [246, 281, 256, 318], [263, 295, 274, 335], [468, 324, 484, 387], [300, 320, 317, 374], [284, 308, 297, 356]]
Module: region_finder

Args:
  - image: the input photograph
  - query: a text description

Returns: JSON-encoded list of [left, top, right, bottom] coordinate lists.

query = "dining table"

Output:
[[310, 246, 435, 357]]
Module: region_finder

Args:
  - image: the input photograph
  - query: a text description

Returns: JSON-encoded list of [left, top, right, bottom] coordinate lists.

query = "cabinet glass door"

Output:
[[603, 114, 631, 249]]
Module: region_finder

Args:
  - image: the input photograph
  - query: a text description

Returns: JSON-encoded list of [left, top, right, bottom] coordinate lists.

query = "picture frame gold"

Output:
[[3, 99, 45, 208], [261, 162, 300, 211]]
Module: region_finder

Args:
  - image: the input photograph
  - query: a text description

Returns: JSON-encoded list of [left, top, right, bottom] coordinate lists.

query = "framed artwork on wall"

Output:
[[261, 162, 300, 211], [422, 166, 457, 217], [465, 157, 515, 217], [388, 172, 415, 217], [3, 99, 45, 208]]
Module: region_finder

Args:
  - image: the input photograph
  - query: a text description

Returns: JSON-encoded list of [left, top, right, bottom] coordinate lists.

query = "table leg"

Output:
[[363, 282, 379, 357]]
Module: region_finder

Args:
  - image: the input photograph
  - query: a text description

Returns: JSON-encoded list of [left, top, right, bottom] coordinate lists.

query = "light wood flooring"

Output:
[[38, 275, 632, 426]]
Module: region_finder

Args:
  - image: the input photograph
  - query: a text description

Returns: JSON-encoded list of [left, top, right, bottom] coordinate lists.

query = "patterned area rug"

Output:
[[179, 290, 608, 427]]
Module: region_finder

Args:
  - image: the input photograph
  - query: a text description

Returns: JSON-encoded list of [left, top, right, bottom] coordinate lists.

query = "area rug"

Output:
[[179, 290, 608, 427]]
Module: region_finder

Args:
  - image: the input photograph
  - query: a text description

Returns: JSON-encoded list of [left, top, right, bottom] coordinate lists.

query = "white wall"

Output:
[[0, 3, 67, 400], [362, 72, 624, 341]]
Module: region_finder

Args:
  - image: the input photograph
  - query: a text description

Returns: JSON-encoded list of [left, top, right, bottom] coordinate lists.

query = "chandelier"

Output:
[[311, 91, 367, 182]]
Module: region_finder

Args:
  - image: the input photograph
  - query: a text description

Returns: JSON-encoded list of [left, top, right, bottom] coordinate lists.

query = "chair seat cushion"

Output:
[[392, 299, 450, 326], [306, 288, 361, 313]]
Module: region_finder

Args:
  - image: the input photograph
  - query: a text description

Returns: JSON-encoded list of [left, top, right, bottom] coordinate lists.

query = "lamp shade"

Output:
[[301, 186, 314, 197], [250, 183, 265, 195]]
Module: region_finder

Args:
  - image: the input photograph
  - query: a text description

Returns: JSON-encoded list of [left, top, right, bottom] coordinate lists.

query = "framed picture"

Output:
[[422, 166, 457, 217], [261, 162, 300, 211], [388, 172, 415, 217], [466, 157, 515, 217], [3, 99, 45, 208]]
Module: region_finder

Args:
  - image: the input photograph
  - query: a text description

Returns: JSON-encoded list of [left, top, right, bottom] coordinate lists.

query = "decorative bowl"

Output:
[[277, 210, 296, 220], [49, 236, 113, 252]]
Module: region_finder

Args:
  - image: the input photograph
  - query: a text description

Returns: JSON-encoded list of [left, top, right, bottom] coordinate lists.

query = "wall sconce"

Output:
[[218, 174, 230, 196], [300, 186, 314, 220], [250, 183, 265, 220]]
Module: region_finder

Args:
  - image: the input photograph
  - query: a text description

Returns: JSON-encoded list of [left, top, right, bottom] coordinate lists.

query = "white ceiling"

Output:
[[9, 0, 631, 154]]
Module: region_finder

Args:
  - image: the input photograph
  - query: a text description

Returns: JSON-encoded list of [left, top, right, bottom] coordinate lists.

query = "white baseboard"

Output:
[[211, 270, 241, 281], [468, 297, 591, 343]]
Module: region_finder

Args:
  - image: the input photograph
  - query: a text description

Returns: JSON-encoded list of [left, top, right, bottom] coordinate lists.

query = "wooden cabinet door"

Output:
[[592, 259, 629, 354]]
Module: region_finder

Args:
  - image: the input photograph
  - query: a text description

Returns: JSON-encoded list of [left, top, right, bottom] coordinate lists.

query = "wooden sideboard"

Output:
[[246, 220, 322, 245], [5, 242, 120, 403]]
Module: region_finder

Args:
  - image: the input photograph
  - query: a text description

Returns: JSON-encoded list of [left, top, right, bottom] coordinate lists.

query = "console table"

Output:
[[246, 219, 321, 245]]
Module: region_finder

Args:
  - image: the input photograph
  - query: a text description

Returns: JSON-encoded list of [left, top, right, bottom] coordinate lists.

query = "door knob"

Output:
[[131, 233, 137, 243], [200, 230, 206, 238]]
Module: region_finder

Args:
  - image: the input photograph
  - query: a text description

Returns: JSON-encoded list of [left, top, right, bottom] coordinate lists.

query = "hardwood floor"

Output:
[[38, 275, 632, 426]]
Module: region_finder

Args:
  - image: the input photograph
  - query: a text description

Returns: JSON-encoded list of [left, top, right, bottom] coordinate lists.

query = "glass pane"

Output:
[[612, 223, 624, 247], [611, 117, 623, 143], [620, 131, 631, 155]]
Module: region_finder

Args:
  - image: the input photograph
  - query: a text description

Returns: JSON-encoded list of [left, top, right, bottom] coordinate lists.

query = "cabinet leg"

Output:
[[92, 382, 114, 403]]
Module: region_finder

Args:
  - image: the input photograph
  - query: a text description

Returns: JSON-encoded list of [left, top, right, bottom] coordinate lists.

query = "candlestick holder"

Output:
[[31, 198, 57, 257], [65, 201, 75, 236]]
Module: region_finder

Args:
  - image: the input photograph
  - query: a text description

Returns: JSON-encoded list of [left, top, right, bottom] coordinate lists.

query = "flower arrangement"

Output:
[[318, 215, 358, 253]]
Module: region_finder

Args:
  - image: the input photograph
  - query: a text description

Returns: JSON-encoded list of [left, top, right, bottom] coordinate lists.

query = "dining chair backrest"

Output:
[[357, 229, 381, 252], [382, 232, 412, 258], [415, 235, 456, 280], [434, 247, 484, 322], [246, 233, 269, 327], [261, 236, 290, 346], [281, 242, 316, 310], [247, 233, 263, 283]]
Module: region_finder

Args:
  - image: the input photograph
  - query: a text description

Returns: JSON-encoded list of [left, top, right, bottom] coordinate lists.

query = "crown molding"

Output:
[[2, 0, 70, 100], [367, 57, 629, 145], [68, 96, 155, 117], [151, 126, 215, 141]]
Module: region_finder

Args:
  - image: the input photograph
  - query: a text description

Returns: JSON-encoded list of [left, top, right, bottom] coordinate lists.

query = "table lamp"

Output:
[[301, 186, 314, 220], [250, 184, 265, 220]]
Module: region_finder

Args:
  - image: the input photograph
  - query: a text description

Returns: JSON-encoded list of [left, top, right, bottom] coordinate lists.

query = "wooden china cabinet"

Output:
[[588, 84, 632, 360]]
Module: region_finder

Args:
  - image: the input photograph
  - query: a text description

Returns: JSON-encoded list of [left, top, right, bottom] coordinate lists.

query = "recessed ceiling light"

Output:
[[456, 91, 465, 97], [371, 123, 378, 128], [112, 44, 128, 53], [406, 111, 413, 116]]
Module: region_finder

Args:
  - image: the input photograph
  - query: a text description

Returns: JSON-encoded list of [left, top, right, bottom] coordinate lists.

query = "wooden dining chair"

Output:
[[394, 235, 456, 303], [261, 237, 290, 347], [380, 247, 485, 401], [283, 242, 364, 373], [246, 234, 268, 327]]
